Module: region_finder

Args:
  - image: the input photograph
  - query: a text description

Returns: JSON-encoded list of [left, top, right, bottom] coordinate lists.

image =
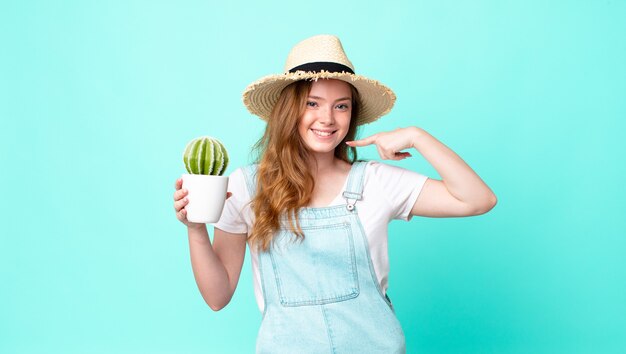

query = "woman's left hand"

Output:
[[346, 127, 420, 160]]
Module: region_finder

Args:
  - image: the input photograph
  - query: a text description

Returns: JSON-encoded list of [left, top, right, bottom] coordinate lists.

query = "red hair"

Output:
[[249, 80, 361, 251]]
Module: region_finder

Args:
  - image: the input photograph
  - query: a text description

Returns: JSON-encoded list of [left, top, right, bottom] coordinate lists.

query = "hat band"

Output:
[[288, 62, 355, 74]]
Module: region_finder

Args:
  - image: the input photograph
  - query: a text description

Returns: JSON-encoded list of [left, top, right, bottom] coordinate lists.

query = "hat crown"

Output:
[[283, 34, 355, 73]]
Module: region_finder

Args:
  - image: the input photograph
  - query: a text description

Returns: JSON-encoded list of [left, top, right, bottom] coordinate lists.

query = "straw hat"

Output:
[[242, 34, 396, 125]]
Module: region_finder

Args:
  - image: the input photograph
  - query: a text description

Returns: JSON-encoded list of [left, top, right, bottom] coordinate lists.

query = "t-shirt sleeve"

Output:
[[211, 167, 249, 234], [368, 161, 429, 222]]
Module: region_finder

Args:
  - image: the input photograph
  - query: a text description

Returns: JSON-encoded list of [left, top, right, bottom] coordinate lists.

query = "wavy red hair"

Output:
[[249, 80, 360, 252]]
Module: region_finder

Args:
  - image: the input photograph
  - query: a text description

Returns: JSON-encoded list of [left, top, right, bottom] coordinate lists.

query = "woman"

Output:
[[173, 35, 496, 353]]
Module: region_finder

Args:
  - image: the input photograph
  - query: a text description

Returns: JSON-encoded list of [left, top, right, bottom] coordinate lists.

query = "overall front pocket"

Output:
[[269, 222, 359, 306]]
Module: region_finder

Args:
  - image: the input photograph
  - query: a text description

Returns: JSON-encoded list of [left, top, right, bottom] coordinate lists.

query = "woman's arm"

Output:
[[174, 178, 247, 311], [187, 225, 247, 311], [347, 126, 497, 217], [408, 127, 496, 217]]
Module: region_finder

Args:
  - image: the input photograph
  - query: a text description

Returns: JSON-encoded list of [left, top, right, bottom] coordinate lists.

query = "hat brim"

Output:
[[242, 70, 396, 125]]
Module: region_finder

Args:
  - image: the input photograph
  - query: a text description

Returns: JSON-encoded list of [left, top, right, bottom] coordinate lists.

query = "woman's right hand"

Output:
[[173, 178, 231, 228], [174, 178, 201, 228]]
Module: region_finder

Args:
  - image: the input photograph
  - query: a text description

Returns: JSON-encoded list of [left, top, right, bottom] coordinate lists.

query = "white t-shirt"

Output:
[[213, 160, 429, 313]]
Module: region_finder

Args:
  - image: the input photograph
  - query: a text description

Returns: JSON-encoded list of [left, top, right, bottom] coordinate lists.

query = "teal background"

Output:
[[1, 0, 624, 353]]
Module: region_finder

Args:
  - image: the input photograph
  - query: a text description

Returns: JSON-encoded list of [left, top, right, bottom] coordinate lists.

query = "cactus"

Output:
[[183, 136, 229, 175]]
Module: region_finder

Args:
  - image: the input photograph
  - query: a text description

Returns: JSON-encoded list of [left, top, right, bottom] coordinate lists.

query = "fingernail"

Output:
[[183, 198, 188, 202]]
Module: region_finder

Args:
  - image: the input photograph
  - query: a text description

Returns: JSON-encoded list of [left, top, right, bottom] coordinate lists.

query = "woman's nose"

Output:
[[318, 106, 335, 124]]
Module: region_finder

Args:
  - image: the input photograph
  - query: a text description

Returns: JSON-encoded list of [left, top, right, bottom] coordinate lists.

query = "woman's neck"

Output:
[[307, 153, 347, 177]]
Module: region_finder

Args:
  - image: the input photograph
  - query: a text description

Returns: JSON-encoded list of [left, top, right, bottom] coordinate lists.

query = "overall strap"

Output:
[[342, 161, 369, 211], [241, 164, 258, 198]]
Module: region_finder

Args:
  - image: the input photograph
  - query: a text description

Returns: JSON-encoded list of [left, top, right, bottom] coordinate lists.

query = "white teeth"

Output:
[[312, 129, 333, 137]]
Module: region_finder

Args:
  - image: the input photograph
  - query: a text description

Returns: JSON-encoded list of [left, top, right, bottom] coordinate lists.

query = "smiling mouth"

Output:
[[311, 129, 337, 137]]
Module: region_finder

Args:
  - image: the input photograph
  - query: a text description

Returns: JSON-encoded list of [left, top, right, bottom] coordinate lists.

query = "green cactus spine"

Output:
[[183, 136, 229, 176]]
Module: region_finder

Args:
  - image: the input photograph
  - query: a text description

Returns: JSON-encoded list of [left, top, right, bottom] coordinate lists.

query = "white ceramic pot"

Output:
[[181, 174, 229, 223]]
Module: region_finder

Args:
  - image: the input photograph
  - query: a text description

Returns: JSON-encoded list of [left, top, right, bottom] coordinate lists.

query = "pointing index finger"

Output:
[[346, 135, 376, 147]]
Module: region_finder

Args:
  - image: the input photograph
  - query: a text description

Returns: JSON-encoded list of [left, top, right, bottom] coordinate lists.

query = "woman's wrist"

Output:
[[187, 223, 210, 244], [187, 222, 206, 231], [409, 126, 425, 150]]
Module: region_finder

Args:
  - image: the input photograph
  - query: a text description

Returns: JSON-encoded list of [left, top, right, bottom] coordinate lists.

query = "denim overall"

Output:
[[242, 161, 406, 354]]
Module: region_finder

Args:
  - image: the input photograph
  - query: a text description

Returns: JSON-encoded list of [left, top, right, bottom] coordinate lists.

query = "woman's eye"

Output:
[[336, 104, 349, 110], [306, 101, 318, 107]]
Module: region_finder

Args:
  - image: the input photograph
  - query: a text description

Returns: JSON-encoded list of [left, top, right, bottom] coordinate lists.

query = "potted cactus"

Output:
[[182, 136, 230, 223]]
